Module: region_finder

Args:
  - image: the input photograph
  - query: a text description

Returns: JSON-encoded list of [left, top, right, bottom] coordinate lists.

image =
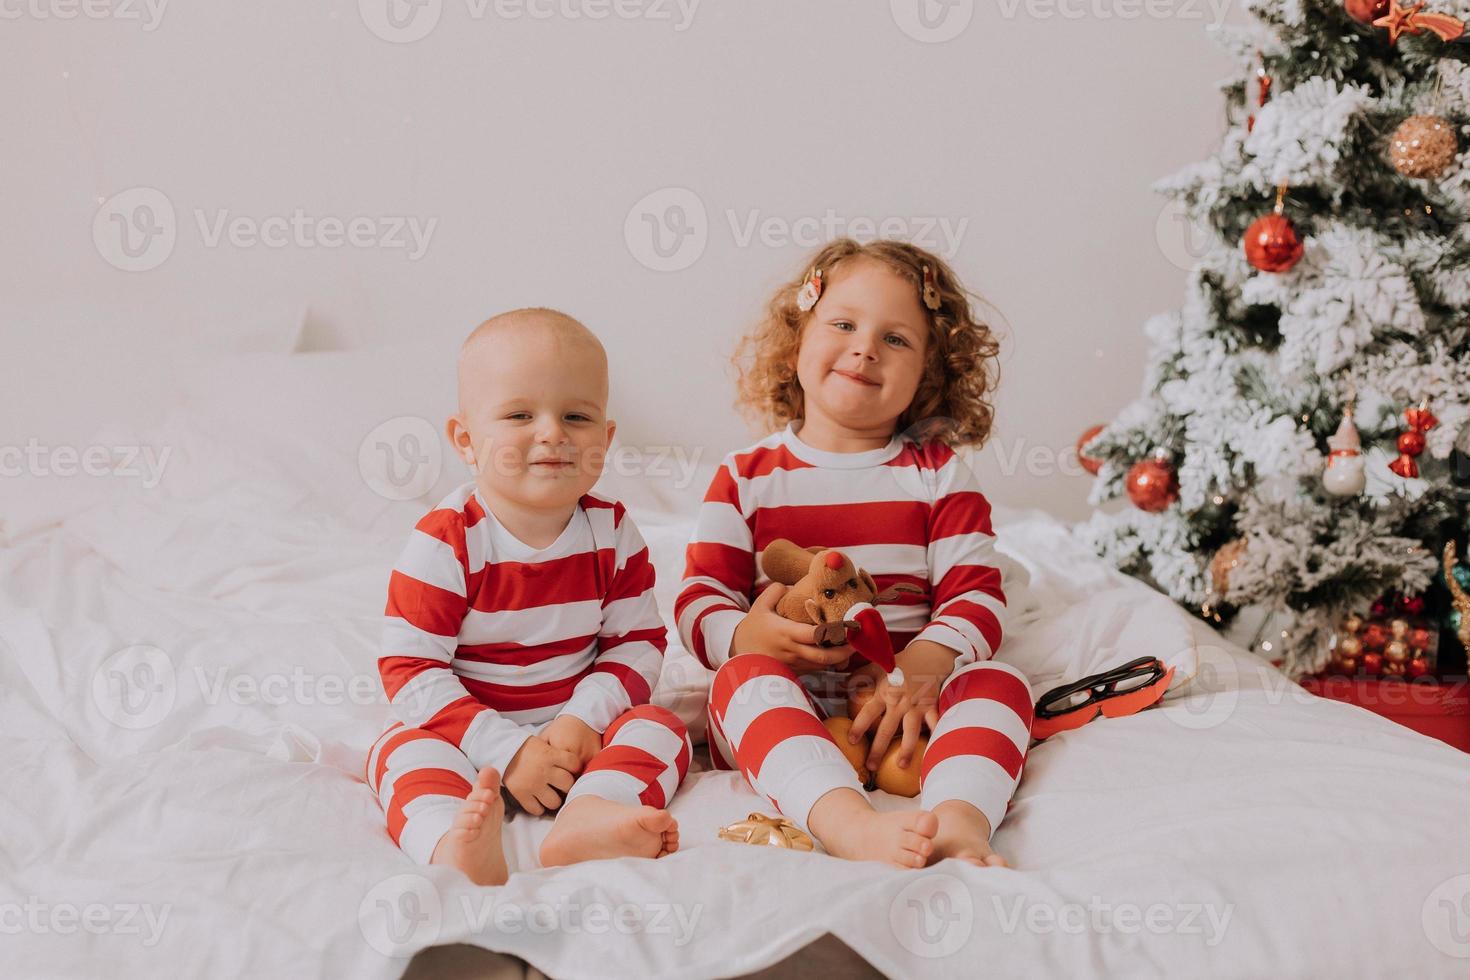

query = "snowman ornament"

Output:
[[1323, 408, 1366, 497]]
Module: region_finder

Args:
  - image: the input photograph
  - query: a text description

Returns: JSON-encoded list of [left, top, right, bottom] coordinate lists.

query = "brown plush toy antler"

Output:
[[759, 538, 921, 647]]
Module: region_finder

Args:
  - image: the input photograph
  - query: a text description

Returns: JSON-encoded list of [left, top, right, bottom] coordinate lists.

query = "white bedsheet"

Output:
[[5, 416, 1470, 980]]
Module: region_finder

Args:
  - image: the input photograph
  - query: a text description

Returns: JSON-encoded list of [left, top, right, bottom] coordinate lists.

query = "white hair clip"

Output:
[[796, 267, 823, 313]]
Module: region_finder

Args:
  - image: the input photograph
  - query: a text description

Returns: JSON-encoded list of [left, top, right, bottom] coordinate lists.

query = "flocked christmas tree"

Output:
[[1076, 0, 1470, 678]]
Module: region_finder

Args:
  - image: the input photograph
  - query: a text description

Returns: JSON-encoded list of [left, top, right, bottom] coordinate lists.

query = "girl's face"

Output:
[[794, 257, 931, 435]]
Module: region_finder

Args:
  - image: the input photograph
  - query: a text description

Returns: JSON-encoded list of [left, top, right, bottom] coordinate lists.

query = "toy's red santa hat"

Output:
[[844, 602, 903, 686]]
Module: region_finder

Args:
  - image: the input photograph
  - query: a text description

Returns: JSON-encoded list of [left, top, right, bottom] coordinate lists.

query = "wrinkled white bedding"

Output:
[[5, 408, 1470, 980]]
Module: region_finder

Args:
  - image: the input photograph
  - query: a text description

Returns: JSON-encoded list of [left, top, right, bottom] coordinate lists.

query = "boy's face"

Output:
[[795, 257, 930, 435], [450, 323, 615, 513]]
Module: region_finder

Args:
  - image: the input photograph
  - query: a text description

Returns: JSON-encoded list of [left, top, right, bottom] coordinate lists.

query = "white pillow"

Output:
[[169, 342, 468, 529], [2, 308, 307, 539]]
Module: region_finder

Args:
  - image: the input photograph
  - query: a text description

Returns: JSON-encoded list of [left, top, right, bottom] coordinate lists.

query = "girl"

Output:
[[675, 239, 1031, 869]]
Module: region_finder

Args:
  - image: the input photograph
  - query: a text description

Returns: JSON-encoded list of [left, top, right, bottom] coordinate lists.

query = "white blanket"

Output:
[[5, 412, 1470, 980]]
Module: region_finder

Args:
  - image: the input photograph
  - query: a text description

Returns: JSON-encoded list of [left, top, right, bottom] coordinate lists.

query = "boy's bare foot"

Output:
[[429, 767, 509, 886], [539, 795, 678, 867], [928, 800, 1007, 868], [808, 788, 938, 869]]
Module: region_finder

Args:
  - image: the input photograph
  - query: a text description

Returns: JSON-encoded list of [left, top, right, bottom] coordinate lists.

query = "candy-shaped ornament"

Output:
[[1389, 401, 1438, 479]]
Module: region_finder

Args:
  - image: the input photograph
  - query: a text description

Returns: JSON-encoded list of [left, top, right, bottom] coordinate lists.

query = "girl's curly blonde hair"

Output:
[[733, 238, 1001, 448]]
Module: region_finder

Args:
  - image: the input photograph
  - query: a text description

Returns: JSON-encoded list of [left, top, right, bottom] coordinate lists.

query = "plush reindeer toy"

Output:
[[758, 538, 920, 652]]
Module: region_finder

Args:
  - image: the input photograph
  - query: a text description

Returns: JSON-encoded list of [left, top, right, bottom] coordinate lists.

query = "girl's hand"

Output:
[[503, 736, 579, 815], [848, 641, 958, 771], [730, 583, 853, 674], [543, 714, 603, 771]]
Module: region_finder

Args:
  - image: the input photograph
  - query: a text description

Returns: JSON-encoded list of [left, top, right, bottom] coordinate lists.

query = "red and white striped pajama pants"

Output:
[[367, 704, 692, 864], [706, 654, 1032, 835]]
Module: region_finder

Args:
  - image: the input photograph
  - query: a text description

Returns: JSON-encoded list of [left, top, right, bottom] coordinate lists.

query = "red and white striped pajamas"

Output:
[[369, 703, 691, 864], [367, 483, 690, 864], [676, 423, 1032, 833]]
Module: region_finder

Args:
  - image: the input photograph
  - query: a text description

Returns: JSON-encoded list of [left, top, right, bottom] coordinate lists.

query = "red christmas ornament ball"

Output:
[[1407, 655, 1431, 679], [1243, 213, 1304, 273], [1344, 0, 1389, 23], [1410, 627, 1434, 650], [1361, 651, 1384, 676], [1077, 424, 1105, 475], [1399, 594, 1427, 617], [1362, 624, 1388, 650], [1126, 457, 1179, 513]]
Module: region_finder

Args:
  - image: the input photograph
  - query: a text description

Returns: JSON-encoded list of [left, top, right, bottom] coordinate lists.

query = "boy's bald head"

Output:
[[448, 307, 616, 520], [458, 307, 608, 414]]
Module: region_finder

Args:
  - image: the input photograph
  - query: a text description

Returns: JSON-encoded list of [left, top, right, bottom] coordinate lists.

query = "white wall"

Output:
[[3, 0, 1246, 520]]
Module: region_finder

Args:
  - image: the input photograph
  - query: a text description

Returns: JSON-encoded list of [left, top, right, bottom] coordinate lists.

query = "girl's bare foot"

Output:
[[928, 800, 1007, 868], [808, 788, 938, 869], [429, 767, 509, 886], [539, 795, 678, 867]]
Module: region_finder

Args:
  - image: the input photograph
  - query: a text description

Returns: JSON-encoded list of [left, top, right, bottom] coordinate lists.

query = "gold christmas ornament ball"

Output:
[[1343, 613, 1364, 635], [1390, 618, 1410, 640], [1390, 115, 1459, 180], [1210, 539, 1248, 596], [874, 739, 926, 798], [1338, 634, 1364, 658], [1385, 639, 1410, 664]]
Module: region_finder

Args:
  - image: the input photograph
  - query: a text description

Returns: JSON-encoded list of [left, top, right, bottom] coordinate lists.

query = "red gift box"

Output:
[[1299, 676, 1470, 752]]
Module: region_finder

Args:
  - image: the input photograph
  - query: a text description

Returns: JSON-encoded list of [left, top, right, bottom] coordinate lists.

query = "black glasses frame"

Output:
[[1034, 656, 1168, 720]]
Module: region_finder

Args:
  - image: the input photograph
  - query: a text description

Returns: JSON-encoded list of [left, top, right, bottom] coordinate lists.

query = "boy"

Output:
[[366, 309, 689, 885]]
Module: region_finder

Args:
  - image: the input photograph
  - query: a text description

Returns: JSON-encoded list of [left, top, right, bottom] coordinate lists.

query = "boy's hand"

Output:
[[543, 714, 603, 771], [730, 583, 854, 674], [503, 736, 579, 815], [848, 641, 959, 772]]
